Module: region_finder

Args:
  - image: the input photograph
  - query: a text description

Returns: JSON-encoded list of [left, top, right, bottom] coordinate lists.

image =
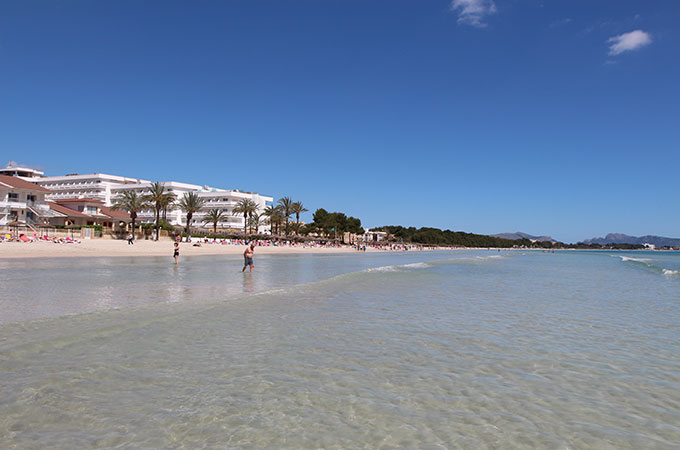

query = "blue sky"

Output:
[[1, 1, 678, 242]]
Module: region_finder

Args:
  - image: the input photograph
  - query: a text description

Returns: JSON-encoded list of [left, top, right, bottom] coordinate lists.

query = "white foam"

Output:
[[401, 262, 433, 269], [617, 256, 652, 263], [662, 269, 679, 276], [367, 262, 432, 273], [367, 265, 400, 273]]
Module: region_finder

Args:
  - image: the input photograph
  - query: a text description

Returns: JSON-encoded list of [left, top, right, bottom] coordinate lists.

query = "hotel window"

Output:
[[8, 193, 18, 201]]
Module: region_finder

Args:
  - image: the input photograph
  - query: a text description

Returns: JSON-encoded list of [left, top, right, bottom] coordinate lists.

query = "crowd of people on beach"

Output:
[[180, 236, 436, 253], [182, 236, 346, 249], [0, 232, 81, 244], [352, 242, 434, 252]]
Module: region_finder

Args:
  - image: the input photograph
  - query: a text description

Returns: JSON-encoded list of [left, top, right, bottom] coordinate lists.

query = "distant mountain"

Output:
[[582, 233, 680, 247], [492, 232, 554, 242]]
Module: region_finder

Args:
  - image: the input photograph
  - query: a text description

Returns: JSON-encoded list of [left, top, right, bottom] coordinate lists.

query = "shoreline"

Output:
[[0, 239, 396, 259], [2, 240, 674, 260]]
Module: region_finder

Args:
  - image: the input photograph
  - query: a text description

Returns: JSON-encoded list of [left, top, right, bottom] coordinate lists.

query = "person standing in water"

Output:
[[173, 236, 180, 264], [242, 242, 255, 272]]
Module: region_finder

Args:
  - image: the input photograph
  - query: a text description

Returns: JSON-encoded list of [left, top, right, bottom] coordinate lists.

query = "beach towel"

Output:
[[19, 234, 30, 242]]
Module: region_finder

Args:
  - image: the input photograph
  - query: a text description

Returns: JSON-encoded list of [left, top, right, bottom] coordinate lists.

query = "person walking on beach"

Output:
[[173, 236, 180, 264], [242, 242, 255, 272], [127, 232, 134, 245]]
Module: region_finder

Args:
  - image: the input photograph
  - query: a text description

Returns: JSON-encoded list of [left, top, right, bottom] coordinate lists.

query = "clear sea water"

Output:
[[0, 250, 678, 449]]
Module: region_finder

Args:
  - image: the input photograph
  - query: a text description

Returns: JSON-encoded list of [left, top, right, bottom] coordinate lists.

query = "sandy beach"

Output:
[[0, 238, 379, 259]]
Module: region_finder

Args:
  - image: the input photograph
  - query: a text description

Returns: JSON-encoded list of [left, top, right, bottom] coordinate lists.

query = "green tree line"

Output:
[[371, 226, 523, 248], [303, 209, 364, 237]]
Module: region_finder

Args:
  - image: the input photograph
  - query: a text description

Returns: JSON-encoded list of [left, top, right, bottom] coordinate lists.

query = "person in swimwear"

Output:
[[173, 235, 180, 264], [242, 242, 255, 272]]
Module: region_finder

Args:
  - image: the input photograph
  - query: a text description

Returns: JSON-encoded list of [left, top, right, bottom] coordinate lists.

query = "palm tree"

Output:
[[203, 208, 225, 234], [232, 198, 258, 234], [178, 192, 206, 239], [263, 205, 279, 235], [248, 212, 262, 234], [271, 207, 285, 235], [290, 221, 303, 236], [160, 192, 176, 222], [277, 197, 294, 236], [291, 201, 308, 235], [144, 182, 170, 241], [111, 191, 150, 240]]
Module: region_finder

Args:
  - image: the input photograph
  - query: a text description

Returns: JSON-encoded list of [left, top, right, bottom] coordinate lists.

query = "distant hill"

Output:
[[582, 233, 680, 247], [492, 232, 554, 242]]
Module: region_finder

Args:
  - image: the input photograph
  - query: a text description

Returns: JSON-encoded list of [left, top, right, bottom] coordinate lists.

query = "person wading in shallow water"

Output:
[[242, 242, 255, 272], [173, 236, 180, 264]]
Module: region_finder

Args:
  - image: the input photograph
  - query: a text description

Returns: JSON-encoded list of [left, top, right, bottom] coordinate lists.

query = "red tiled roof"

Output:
[[100, 206, 131, 220], [0, 175, 51, 192], [49, 203, 91, 218], [54, 197, 104, 204]]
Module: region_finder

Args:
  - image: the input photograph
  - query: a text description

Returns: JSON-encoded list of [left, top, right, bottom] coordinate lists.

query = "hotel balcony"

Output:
[[201, 200, 239, 207], [46, 192, 107, 200], [41, 183, 103, 190], [0, 200, 28, 210]]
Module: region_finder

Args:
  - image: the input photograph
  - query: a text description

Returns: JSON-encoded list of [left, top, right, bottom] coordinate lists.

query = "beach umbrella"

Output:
[[7, 219, 23, 236]]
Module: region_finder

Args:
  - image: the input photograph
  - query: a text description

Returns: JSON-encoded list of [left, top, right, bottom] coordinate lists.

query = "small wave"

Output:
[[401, 262, 433, 269], [613, 255, 679, 278], [367, 262, 433, 273], [616, 256, 653, 263], [367, 265, 400, 273]]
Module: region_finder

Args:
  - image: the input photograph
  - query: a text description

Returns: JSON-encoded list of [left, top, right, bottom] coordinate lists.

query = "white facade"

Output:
[[0, 176, 53, 227], [2, 163, 275, 234], [194, 190, 274, 232], [35, 173, 150, 205], [0, 162, 45, 179], [111, 182, 273, 232], [110, 181, 203, 226], [359, 229, 388, 242]]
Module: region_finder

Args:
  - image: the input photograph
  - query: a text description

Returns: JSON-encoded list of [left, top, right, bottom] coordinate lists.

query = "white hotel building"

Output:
[[36, 173, 150, 205], [1, 163, 274, 232], [194, 189, 273, 231], [110, 182, 273, 232], [0, 175, 53, 227]]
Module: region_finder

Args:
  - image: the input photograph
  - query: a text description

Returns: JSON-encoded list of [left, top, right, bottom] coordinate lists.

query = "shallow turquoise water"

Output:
[[1, 250, 678, 448]]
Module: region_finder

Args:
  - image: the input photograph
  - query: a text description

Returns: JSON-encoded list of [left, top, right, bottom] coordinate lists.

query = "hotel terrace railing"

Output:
[[0, 200, 28, 209], [201, 200, 239, 207], [26, 199, 51, 208], [46, 192, 107, 200], [0, 201, 51, 213], [40, 182, 104, 189]]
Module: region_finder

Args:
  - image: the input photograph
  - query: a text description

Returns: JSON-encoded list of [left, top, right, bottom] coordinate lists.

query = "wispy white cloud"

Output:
[[550, 17, 572, 28], [450, 0, 497, 28], [607, 29, 652, 55]]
